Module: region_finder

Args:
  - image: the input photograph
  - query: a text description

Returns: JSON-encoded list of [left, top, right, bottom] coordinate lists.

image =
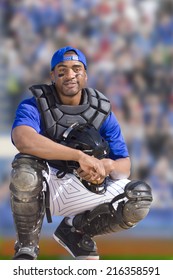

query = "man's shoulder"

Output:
[[29, 83, 53, 98], [15, 96, 39, 115], [85, 87, 109, 100], [22, 83, 52, 106], [29, 83, 51, 89], [19, 96, 37, 107], [101, 112, 119, 129]]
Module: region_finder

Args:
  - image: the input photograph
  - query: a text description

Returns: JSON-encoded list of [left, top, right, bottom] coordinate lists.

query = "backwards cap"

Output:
[[51, 46, 87, 70]]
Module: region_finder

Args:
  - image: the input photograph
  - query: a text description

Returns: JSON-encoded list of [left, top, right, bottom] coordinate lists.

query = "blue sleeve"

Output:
[[12, 97, 41, 134], [99, 112, 129, 160]]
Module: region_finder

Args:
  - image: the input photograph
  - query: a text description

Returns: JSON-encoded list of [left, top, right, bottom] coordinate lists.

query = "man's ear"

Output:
[[85, 71, 88, 82], [50, 71, 55, 83]]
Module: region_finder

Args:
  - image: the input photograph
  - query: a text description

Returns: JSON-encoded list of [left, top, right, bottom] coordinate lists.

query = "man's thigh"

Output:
[[48, 167, 130, 216]]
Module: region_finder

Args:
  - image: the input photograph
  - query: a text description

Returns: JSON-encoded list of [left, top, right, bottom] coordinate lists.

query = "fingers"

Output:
[[77, 167, 104, 182], [89, 170, 100, 180], [93, 162, 106, 178], [78, 153, 106, 179], [77, 169, 92, 181]]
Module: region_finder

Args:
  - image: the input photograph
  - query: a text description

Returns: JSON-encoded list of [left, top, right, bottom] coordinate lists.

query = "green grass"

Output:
[[1, 255, 172, 260], [40, 255, 173, 260], [101, 255, 173, 260]]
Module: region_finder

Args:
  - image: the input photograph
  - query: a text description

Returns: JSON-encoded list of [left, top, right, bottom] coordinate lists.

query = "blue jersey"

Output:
[[12, 97, 129, 160]]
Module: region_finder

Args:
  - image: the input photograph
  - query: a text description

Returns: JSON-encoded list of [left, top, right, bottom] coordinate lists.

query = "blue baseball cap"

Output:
[[51, 46, 87, 70]]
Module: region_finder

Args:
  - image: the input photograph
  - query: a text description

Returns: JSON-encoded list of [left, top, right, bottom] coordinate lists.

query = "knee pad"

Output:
[[122, 180, 153, 226], [10, 153, 48, 200]]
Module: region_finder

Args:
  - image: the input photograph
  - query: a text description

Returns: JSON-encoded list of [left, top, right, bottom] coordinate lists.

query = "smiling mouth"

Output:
[[64, 82, 77, 87]]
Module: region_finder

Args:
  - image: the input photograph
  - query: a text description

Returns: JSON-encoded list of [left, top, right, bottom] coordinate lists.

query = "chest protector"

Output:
[[29, 84, 111, 141], [29, 84, 110, 172]]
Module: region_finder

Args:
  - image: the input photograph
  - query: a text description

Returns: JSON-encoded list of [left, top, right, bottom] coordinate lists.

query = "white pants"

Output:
[[47, 167, 130, 217]]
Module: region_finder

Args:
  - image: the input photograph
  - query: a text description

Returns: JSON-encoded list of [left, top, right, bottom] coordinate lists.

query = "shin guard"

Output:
[[73, 180, 152, 237], [10, 154, 48, 258]]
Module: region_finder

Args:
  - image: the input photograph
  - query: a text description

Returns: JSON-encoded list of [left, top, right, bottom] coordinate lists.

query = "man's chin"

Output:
[[62, 88, 80, 97]]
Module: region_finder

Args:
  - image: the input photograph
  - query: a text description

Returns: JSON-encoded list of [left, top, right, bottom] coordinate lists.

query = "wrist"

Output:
[[75, 150, 84, 162], [102, 158, 114, 175]]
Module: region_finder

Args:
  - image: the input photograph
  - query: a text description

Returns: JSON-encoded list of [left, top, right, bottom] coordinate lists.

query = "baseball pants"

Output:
[[45, 167, 130, 217]]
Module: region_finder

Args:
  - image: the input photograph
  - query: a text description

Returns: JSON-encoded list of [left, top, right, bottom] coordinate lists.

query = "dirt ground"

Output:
[[1, 237, 173, 259]]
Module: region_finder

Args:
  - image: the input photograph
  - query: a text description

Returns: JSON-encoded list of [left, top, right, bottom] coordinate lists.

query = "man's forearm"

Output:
[[101, 157, 131, 179], [12, 125, 106, 180], [12, 126, 82, 161]]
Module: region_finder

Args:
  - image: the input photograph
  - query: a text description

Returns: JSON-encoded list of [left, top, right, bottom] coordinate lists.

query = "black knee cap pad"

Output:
[[10, 153, 48, 200], [123, 180, 153, 226], [125, 180, 152, 200]]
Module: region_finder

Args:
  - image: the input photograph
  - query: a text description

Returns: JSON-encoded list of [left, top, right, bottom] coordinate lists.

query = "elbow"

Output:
[[16, 146, 29, 154], [110, 157, 131, 180], [126, 157, 131, 178], [12, 126, 37, 155], [14, 142, 29, 154], [13, 137, 32, 154], [126, 169, 131, 179]]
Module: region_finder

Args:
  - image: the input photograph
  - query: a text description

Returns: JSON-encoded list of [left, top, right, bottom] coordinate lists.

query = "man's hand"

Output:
[[77, 158, 114, 183], [77, 167, 105, 184], [78, 153, 106, 182]]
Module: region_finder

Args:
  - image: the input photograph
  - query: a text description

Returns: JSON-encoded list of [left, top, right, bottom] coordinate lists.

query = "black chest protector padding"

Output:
[[29, 84, 111, 142]]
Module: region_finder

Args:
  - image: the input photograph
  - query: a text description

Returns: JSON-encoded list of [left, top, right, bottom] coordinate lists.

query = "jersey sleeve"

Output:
[[99, 112, 129, 160], [12, 97, 41, 134]]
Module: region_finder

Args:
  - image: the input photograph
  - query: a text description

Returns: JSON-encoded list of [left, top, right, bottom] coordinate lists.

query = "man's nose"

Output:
[[65, 68, 76, 79]]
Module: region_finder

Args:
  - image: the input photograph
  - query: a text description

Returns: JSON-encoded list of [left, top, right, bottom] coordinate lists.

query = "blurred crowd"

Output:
[[1, 0, 173, 211]]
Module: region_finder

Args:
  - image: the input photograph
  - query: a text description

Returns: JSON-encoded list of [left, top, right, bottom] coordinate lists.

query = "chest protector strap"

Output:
[[29, 84, 111, 141]]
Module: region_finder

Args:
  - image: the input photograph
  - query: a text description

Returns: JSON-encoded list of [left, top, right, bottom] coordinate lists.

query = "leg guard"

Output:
[[73, 180, 152, 237], [121, 180, 153, 227], [10, 153, 48, 259]]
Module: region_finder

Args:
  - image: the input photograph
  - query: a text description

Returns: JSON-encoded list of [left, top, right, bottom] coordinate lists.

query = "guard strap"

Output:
[[111, 192, 126, 204], [43, 177, 52, 223]]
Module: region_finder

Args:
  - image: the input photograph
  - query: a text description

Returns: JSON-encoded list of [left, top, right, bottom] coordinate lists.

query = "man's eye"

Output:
[[74, 67, 80, 72], [59, 68, 65, 73]]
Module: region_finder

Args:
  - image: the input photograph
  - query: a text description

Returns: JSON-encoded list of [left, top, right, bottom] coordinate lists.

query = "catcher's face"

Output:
[[50, 52, 87, 104]]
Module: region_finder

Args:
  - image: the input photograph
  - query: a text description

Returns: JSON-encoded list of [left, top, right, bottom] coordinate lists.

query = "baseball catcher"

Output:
[[10, 46, 153, 260]]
